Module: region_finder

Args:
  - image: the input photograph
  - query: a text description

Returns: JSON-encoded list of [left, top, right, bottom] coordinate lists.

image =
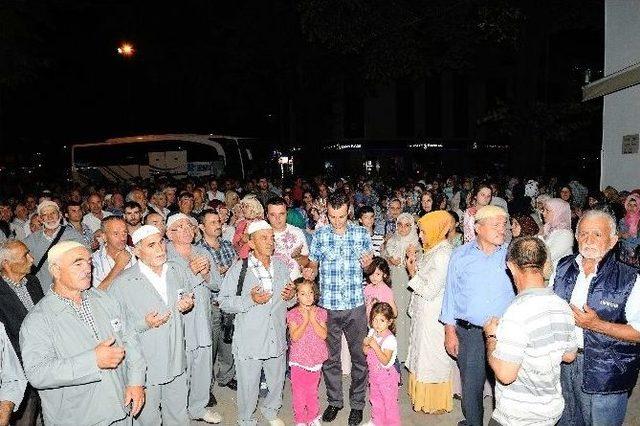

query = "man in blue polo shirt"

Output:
[[440, 205, 515, 426], [304, 192, 373, 426]]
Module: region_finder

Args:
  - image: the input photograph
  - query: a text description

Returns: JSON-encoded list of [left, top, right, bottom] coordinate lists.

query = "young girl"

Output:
[[363, 302, 401, 426], [364, 257, 398, 319], [287, 280, 328, 426]]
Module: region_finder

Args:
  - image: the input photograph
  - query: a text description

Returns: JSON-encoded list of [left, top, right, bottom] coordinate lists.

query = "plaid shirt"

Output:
[[52, 288, 99, 340], [309, 223, 373, 310], [199, 238, 237, 269], [1, 275, 34, 311]]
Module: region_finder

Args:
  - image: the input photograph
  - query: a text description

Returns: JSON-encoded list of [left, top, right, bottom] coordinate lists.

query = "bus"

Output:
[[71, 134, 268, 183]]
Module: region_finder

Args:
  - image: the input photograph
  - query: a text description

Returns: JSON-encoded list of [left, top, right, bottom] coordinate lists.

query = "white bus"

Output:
[[71, 134, 262, 183]]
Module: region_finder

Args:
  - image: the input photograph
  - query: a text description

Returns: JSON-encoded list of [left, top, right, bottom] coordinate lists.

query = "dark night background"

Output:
[[0, 0, 604, 179]]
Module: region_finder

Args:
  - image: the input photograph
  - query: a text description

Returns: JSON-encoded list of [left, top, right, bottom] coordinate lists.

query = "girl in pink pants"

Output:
[[363, 302, 401, 426], [287, 280, 328, 426]]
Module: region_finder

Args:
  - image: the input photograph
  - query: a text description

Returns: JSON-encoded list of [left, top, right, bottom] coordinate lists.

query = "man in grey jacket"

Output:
[[0, 322, 27, 426], [109, 225, 195, 426], [20, 241, 146, 425], [219, 220, 296, 426]]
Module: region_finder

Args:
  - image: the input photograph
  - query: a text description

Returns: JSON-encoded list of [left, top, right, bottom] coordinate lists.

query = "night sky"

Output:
[[0, 1, 604, 175]]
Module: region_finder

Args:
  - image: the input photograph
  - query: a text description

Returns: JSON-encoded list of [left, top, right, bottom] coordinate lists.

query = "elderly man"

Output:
[[219, 220, 296, 426], [143, 212, 166, 235], [198, 209, 238, 391], [24, 200, 86, 294], [0, 240, 43, 425], [92, 216, 136, 290], [304, 192, 373, 426], [109, 225, 195, 425], [266, 197, 309, 280], [484, 237, 577, 426], [553, 210, 640, 426], [165, 213, 222, 424], [82, 193, 112, 233], [148, 191, 171, 218], [19, 241, 146, 425], [440, 205, 515, 426]]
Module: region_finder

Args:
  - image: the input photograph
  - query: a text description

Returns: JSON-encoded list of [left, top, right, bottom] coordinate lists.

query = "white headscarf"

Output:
[[385, 213, 419, 266]]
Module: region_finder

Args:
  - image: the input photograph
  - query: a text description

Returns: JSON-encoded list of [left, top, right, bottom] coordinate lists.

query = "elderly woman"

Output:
[[232, 195, 264, 259], [405, 211, 454, 414], [383, 212, 419, 363], [540, 198, 574, 272]]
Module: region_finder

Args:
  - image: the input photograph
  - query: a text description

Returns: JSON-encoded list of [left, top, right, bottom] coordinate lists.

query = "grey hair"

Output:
[[0, 240, 18, 266], [576, 209, 617, 237]]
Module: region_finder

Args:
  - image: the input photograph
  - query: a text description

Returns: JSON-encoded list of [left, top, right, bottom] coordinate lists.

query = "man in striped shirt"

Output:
[[484, 236, 577, 426]]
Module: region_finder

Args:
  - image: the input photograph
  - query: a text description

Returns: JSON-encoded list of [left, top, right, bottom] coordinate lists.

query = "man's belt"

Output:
[[456, 319, 483, 330]]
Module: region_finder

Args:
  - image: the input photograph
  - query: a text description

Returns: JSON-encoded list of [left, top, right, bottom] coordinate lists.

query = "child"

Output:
[[362, 302, 401, 426], [287, 280, 328, 426], [364, 257, 398, 319]]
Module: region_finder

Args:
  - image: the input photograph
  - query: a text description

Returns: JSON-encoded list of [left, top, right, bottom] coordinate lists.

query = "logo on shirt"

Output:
[[110, 318, 122, 333], [600, 300, 619, 309]]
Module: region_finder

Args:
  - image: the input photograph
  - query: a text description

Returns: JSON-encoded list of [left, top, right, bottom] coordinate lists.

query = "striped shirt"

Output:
[[492, 287, 577, 426], [51, 288, 100, 340]]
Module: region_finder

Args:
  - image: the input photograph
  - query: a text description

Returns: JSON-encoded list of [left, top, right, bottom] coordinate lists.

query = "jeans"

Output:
[[559, 353, 629, 426]]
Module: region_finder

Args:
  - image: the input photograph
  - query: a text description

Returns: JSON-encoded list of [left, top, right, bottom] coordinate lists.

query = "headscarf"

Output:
[[512, 214, 539, 237], [417, 210, 453, 250], [542, 198, 572, 237], [623, 193, 640, 236], [385, 212, 419, 265]]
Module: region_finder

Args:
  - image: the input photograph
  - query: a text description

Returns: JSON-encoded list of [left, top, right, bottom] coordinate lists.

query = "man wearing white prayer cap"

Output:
[[219, 219, 297, 426], [165, 213, 223, 423], [109, 224, 198, 425], [20, 241, 146, 425], [24, 200, 87, 294]]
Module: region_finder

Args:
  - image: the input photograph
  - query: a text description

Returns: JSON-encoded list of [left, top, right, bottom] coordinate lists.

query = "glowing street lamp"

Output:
[[117, 43, 135, 57]]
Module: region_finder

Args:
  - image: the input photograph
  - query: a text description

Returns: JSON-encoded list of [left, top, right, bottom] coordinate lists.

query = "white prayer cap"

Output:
[[47, 241, 85, 266], [37, 200, 60, 215], [247, 220, 272, 235], [131, 225, 161, 245], [166, 213, 192, 230]]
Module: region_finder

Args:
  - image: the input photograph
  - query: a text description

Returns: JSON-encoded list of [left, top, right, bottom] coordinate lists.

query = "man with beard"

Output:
[[24, 201, 87, 294], [123, 201, 143, 246], [20, 241, 146, 425], [92, 216, 136, 290], [109, 225, 195, 425]]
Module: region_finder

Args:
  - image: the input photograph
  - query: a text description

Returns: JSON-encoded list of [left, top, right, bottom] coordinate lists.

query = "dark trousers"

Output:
[[457, 325, 492, 426], [12, 386, 39, 426], [323, 304, 369, 410]]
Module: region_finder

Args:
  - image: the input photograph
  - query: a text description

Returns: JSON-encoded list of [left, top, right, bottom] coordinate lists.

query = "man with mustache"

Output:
[[553, 210, 640, 426], [19, 241, 146, 425], [23, 201, 87, 294]]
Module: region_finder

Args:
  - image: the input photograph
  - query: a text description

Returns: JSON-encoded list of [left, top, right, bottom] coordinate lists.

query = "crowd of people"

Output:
[[0, 172, 639, 426]]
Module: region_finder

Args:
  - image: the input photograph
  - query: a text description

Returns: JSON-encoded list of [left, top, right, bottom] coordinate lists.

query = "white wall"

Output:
[[600, 0, 640, 190]]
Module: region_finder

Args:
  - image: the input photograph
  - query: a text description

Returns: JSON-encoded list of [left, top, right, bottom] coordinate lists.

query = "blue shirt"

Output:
[[440, 240, 515, 327], [309, 223, 373, 310]]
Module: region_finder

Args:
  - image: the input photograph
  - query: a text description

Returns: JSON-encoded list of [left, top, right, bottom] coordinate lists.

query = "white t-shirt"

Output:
[[138, 262, 169, 305], [273, 224, 309, 280], [367, 328, 397, 368], [82, 211, 113, 233]]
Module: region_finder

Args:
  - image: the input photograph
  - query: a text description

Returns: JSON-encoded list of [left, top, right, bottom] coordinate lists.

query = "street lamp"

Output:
[[117, 42, 135, 57]]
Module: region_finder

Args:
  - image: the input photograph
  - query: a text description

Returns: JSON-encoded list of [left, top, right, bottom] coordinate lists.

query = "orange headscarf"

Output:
[[417, 210, 453, 250]]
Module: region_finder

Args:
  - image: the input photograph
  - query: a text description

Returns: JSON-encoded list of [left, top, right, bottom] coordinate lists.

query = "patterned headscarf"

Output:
[[624, 193, 640, 237], [512, 214, 540, 237], [542, 198, 572, 237], [385, 213, 419, 265], [417, 211, 453, 250]]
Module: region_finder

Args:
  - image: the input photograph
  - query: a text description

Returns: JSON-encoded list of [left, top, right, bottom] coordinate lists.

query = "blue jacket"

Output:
[[554, 251, 640, 393]]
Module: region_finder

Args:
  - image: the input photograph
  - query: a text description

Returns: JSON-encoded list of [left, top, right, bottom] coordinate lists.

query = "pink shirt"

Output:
[[287, 306, 329, 369], [364, 283, 395, 320]]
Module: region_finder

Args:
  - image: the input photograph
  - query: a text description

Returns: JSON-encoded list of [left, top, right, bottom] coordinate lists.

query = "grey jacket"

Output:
[[24, 225, 88, 293], [109, 262, 189, 386], [219, 256, 295, 360], [19, 288, 146, 426], [0, 322, 27, 411], [166, 242, 221, 351]]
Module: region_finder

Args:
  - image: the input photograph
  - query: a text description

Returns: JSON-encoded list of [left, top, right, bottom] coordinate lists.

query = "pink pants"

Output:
[[369, 369, 401, 426], [290, 366, 321, 424]]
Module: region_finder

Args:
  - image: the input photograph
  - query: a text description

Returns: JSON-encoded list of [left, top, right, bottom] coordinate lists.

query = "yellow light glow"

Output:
[[117, 43, 135, 56]]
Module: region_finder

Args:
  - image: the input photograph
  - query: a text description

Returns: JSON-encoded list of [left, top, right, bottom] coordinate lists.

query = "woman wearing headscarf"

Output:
[[619, 193, 640, 240], [511, 214, 540, 238], [383, 212, 419, 363], [533, 194, 551, 227], [405, 211, 454, 414], [539, 198, 574, 273]]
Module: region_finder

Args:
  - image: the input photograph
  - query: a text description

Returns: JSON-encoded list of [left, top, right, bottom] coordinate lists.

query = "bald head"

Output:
[[49, 246, 92, 293], [0, 240, 34, 279]]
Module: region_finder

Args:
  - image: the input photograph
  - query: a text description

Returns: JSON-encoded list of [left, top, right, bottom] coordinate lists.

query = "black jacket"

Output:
[[0, 274, 45, 360]]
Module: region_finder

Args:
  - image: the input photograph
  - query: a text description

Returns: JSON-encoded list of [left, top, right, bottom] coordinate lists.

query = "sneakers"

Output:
[[347, 409, 363, 426], [268, 419, 285, 426], [199, 407, 222, 424]]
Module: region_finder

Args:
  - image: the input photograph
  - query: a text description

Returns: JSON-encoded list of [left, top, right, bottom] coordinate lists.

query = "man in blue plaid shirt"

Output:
[[305, 193, 373, 426]]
